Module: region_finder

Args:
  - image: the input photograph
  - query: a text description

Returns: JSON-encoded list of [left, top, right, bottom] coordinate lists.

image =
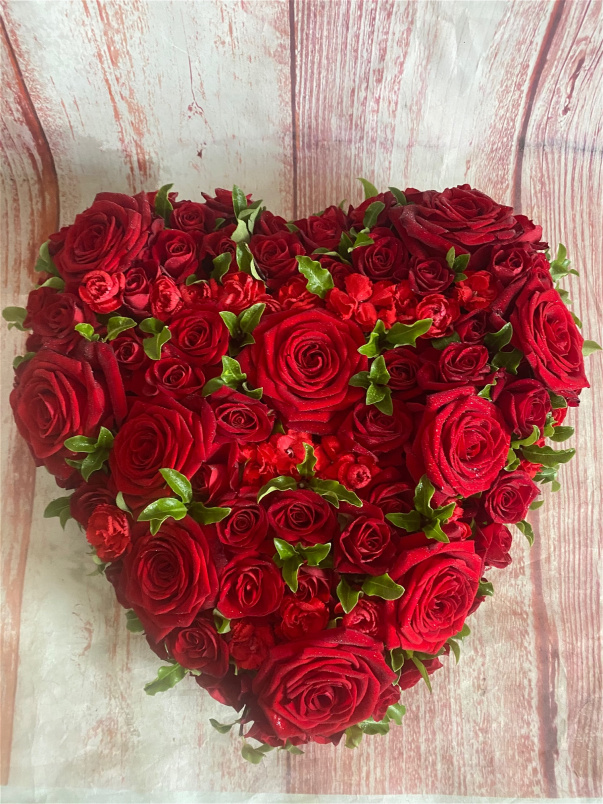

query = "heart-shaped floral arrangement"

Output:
[[5, 181, 598, 761]]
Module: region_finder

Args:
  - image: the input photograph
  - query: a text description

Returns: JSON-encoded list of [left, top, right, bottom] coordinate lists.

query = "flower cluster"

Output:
[[6, 181, 598, 759]]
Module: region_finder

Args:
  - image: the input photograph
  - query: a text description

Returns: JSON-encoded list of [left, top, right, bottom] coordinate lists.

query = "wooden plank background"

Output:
[[1, 0, 601, 800]]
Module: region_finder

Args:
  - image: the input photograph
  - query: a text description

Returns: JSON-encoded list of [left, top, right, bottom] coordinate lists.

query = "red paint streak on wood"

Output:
[[0, 17, 59, 785]]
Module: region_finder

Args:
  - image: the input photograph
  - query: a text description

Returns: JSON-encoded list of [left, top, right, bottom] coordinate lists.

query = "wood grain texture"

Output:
[[1, 0, 601, 800], [0, 15, 59, 787]]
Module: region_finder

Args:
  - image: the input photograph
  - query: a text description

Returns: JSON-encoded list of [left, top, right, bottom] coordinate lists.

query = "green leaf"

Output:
[[491, 346, 523, 374], [445, 247, 456, 270], [188, 502, 231, 525], [386, 510, 422, 532], [484, 322, 513, 352], [212, 610, 231, 634], [431, 502, 456, 522], [456, 622, 471, 640], [349, 371, 371, 389], [139, 317, 165, 335], [238, 302, 265, 335], [411, 656, 432, 692], [336, 577, 360, 614], [361, 573, 404, 601], [300, 542, 331, 567], [296, 442, 317, 478], [344, 724, 364, 749], [43, 496, 71, 527], [516, 519, 535, 547], [388, 187, 407, 206], [360, 717, 390, 736], [241, 743, 272, 764], [34, 240, 60, 275], [282, 555, 304, 592], [448, 639, 461, 663], [13, 352, 36, 369], [363, 201, 385, 230], [571, 312, 582, 328], [386, 703, 406, 725], [221, 355, 246, 384], [549, 243, 571, 282], [80, 449, 110, 482], [551, 479, 561, 493], [386, 319, 433, 349], [125, 609, 144, 633], [368, 354, 390, 386], [549, 425, 574, 443], [413, 475, 435, 519], [358, 319, 387, 357], [232, 185, 248, 218], [143, 325, 171, 360], [144, 663, 187, 695], [154, 183, 174, 227], [74, 323, 99, 341], [373, 387, 393, 415], [296, 255, 334, 298], [257, 475, 298, 502], [529, 499, 545, 510], [309, 478, 362, 508], [159, 468, 192, 504], [38, 275, 65, 290], [521, 444, 575, 467], [478, 579, 494, 597], [357, 177, 379, 199], [548, 391, 568, 409], [389, 648, 405, 673], [105, 316, 136, 341], [219, 310, 239, 337], [423, 519, 450, 543], [283, 741, 304, 755], [64, 435, 99, 453], [582, 340, 602, 356], [453, 253, 470, 274], [349, 231, 374, 250], [211, 252, 232, 282], [209, 718, 238, 734], [138, 497, 188, 523], [365, 382, 386, 406], [511, 424, 540, 449], [273, 538, 299, 561], [431, 331, 461, 351], [231, 218, 250, 245]]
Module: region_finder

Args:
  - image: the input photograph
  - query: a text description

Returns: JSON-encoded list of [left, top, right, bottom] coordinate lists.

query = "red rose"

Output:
[[79, 270, 125, 314], [335, 510, 397, 576], [170, 200, 216, 234], [340, 400, 412, 455], [198, 225, 236, 270], [229, 619, 275, 670], [366, 475, 415, 515], [495, 378, 551, 438], [217, 551, 284, 619], [109, 397, 215, 501], [143, 356, 205, 398], [351, 229, 410, 282], [216, 489, 269, 552], [121, 517, 219, 641], [249, 231, 306, 289], [415, 293, 460, 338], [409, 386, 510, 497], [169, 304, 229, 367], [474, 522, 513, 569], [294, 566, 334, 603], [149, 275, 183, 320], [276, 274, 322, 311], [386, 535, 482, 653], [265, 489, 338, 546], [122, 260, 160, 318], [70, 476, 116, 527], [190, 443, 239, 504], [151, 229, 200, 283], [455, 309, 489, 343], [341, 597, 386, 641], [483, 470, 539, 524], [409, 256, 454, 295], [201, 188, 251, 221], [238, 309, 367, 433], [348, 193, 396, 228], [293, 205, 347, 250], [215, 272, 271, 315], [456, 271, 497, 311], [86, 503, 131, 562], [279, 596, 329, 640], [251, 628, 396, 743], [165, 615, 228, 676], [393, 185, 520, 255], [383, 347, 423, 399], [417, 342, 491, 390], [510, 272, 589, 397], [208, 387, 275, 445], [9, 347, 118, 480], [49, 191, 151, 285], [24, 287, 91, 351]]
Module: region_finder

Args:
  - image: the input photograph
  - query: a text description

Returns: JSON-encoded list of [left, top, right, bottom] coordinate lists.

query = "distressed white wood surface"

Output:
[[1, 1, 601, 800]]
